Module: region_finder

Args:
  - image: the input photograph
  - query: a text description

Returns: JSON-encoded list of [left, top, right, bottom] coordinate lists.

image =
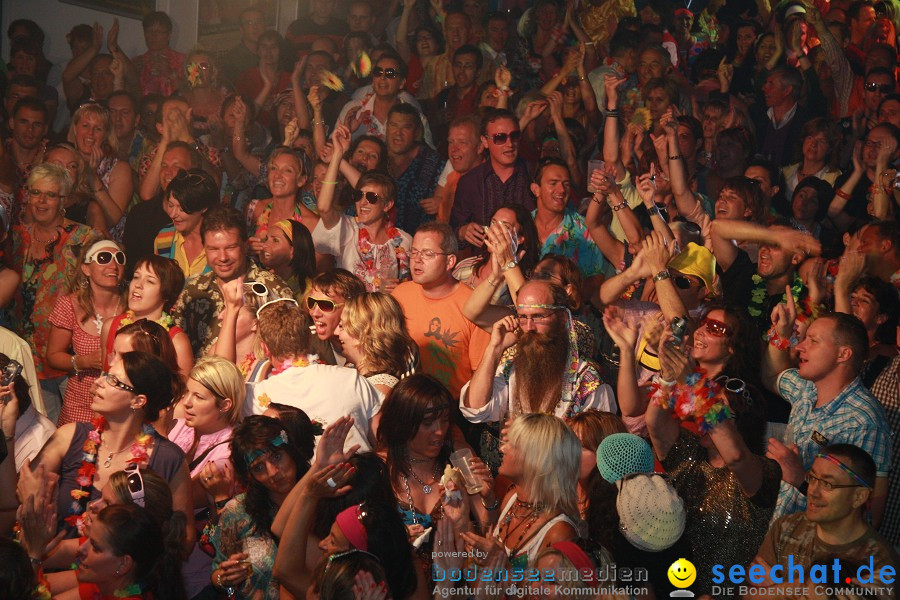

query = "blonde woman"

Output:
[[337, 292, 417, 398], [46, 240, 126, 425], [67, 103, 134, 239], [169, 356, 245, 600], [463, 413, 580, 574], [45, 142, 95, 226]]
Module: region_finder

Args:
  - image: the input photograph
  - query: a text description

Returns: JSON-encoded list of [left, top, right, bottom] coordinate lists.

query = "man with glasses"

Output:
[[221, 6, 266, 87], [392, 223, 490, 398], [451, 108, 533, 248], [762, 309, 891, 526], [307, 270, 366, 367], [172, 206, 292, 357], [336, 53, 433, 147], [461, 279, 614, 424], [749, 445, 897, 595]]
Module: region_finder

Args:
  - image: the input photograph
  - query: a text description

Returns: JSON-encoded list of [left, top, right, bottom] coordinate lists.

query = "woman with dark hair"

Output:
[[76, 504, 186, 600], [209, 415, 315, 599], [259, 219, 317, 297], [453, 204, 540, 305], [273, 417, 421, 600], [725, 20, 761, 100], [396, 0, 443, 100], [310, 549, 390, 600], [23, 350, 193, 545], [154, 168, 219, 279], [789, 176, 836, 240], [101, 255, 191, 375], [782, 118, 843, 197], [610, 306, 781, 599], [46, 240, 126, 425], [835, 275, 899, 387], [377, 374, 494, 545]]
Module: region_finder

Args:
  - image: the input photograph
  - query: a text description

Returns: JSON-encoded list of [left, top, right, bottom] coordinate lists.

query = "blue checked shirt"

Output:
[[772, 369, 893, 523]]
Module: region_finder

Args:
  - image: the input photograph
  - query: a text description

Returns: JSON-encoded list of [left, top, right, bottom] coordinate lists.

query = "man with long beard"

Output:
[[460, 280, 615, 422]]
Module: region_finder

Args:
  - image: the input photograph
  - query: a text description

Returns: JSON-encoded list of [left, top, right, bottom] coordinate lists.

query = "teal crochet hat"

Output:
[[596, 433, 654, 484]]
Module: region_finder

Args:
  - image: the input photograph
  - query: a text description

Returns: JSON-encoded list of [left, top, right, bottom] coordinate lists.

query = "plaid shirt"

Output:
[[871, 356, 900, 546], [772, 369, 893, 523]]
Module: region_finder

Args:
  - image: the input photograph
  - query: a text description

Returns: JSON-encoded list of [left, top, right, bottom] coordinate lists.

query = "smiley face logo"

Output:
[[667, 558, 696, 588]]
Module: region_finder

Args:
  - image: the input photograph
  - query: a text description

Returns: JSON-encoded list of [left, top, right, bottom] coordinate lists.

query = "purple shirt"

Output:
[[450, 158, 534, 230]]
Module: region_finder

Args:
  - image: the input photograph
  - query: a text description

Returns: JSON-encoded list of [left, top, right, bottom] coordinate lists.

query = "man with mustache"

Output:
[[461, 279, 615, 423]]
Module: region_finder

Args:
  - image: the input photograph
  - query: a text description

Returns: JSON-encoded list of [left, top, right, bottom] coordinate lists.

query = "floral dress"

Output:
[[7, 221, 97, 379], [208, 494, 280, 600]]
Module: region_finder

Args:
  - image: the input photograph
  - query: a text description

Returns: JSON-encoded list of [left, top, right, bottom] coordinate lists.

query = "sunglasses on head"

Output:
[[88, 251, 126, 266], [701, 317, 733, 337], [307, 296, 344, 312], [490, 130, 521, 145], [353, 190, 383, 204], [865, 82, 894, 93], [124, 463, 145, 507], [373, 67, 399, 79], [256, 297, 299, 319], [244, 281, 269, 297], [713, 374, 751, 404]]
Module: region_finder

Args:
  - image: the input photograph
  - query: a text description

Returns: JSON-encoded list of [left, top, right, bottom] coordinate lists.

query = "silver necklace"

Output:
[[407, 461, 440, 494]]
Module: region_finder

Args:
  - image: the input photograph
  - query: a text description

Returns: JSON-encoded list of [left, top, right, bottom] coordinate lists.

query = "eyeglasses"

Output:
[[87, 251, 126, 266], [409, 248, 449, 261], [373, 67, 399, 79], [101, 371, 136, 393], [353, 190, 383, 204], [307, 296, 344, 312], [712, 375, 750, 403], [171, 170, 207, 187], [490, 130, 521, 145], [124, 463, 145, 507], [244, 281, 269, 297], [700, 317, 733, 337], [257, 297, 299, 319], [27, 188, 63, 201], [864, 82, 894, 93], [516, 311, 557, 325], [531, 270, 563, 283], [804, 472, 863, 491]]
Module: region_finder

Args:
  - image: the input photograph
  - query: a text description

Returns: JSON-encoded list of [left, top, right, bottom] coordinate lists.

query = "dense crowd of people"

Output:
[[0, 0, 899, 598]]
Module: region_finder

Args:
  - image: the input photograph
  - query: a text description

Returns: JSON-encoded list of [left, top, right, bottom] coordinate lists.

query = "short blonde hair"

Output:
[[189, 357, 245, 425], [68, 103, 118, 155], [27, 162, 73, 197], [507, 413, 581, 521], [342, 292, 414, 378]]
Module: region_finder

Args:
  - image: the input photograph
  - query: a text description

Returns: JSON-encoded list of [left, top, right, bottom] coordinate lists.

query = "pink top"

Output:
[[50, 294, 102, 426], [167, 418, 234, 478]]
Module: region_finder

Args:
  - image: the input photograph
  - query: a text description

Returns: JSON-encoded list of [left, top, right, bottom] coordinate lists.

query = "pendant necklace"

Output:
[[407, 461, 440, 494]]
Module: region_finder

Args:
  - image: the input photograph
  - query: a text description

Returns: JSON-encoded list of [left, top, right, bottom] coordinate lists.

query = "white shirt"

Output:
[[15, 405, 56, 472], [336, 91, 434, 147], [312, 216, 412, 290], [246, 363, 381, 453]]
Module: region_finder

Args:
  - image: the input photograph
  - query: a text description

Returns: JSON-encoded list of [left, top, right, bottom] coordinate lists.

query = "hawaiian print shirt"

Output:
[[534, 208, 607, 278]]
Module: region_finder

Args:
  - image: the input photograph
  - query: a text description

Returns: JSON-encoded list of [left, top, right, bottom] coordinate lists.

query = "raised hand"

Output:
[[765, 437, 805, 487], [459, 222, 486, 247], [307, 85, 323, 113], [489, 315, 520, 353], [199, 460, 234, 500], [331, 124, 352, 156], [603, 73, 626, 107], [546, 90, 564, 120], [107, 19, 120, 54], [315, 415, 360, 467], [657, 329, 691, 383], [777, 228, 821, 258], [602, 306, 639, 350], [770, 284, 798, 338], [495, 66, 512, 90], [219, 277, 245, 312], [109, 58, 124, 80], [92, 22, 104, 52], [291, 56, 307, 86]]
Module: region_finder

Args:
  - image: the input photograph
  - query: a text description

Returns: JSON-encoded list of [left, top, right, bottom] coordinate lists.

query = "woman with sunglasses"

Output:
[[315, 126, 412, 292], [46, 240, 127, 425], [67, 103, 134, 240], [23, 351, 193, 553], [636, 308, 780, 599], [8, 163, 97, 424], [167, 356, 244, 599], [258, 219, 317, 298], [307, 270, 367, 367], [208, 415, 315, 599], [102, 255, 192, 376], [19, 466, 188, 597]]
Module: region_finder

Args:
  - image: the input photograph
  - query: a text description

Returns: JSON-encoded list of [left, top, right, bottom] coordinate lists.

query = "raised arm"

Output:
[[761, 289, 798, 392], [63, 22, 101, 109], [602, 307, 646, 417], [316, 126, 351, 230], [584, 169, 625, 267], [646, 331, 691, 460], [230, 97, 261, 176], [601, 73, 627, 180], [833, 251, 866, 315], [290, 58, 311, 132], [462, 316, 518, 412], [395, 0, 416, 62], [308, 86, 328, 156], [660, 109, 702, 221]]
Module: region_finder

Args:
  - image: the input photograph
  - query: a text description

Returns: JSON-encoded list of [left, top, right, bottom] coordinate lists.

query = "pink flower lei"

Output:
[[356, 221, 410, 290]]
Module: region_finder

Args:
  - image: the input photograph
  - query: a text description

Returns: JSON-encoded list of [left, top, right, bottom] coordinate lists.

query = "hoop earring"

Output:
[[80, 278, 88, 288]]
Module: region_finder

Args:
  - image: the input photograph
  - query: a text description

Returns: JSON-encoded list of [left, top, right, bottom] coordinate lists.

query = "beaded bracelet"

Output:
[[764, 326, 798, 350]]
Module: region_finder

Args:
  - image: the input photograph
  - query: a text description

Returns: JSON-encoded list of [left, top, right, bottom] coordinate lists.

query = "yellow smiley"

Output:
[[667, 558, 697, 588]]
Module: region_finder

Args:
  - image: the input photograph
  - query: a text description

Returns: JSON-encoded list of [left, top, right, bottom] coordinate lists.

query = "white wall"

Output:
[[2, 0, 299, 65]]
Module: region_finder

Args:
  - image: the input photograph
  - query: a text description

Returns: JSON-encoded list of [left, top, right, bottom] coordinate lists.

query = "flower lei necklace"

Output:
[[747, 272, 804, 318], [119, 309, 174, 331], [66, 416, 155, 534], [270, 354, 317, 377], [649, 367, 734, 433], [356, 221, 410, 291]]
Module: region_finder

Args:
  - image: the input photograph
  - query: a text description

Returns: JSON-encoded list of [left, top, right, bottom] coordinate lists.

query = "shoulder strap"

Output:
[[189, 439, 231, 471]]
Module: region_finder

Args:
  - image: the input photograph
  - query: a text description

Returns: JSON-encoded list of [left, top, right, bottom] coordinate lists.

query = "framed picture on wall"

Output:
[[197, 0, 277, 56], [59, 0, 155, 19]]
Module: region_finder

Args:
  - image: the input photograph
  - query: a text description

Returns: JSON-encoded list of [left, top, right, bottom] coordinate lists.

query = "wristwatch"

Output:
[[653, 270, 671, 283], [501, 260, 518, 272]]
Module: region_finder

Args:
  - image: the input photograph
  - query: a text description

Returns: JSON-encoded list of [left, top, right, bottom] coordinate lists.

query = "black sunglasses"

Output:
[[671, 272, 697, 289], [865, 82, 894, 93], [91, 251, 126, 266], [373, 67, 399, 79], [491, 130, 521, 145], [353, 190, 383, 204]]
